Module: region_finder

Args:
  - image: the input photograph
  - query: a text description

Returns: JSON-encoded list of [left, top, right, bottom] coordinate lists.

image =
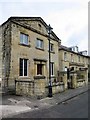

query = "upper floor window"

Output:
[[75, 46, 78, 52], [72, 47, 75, 51], [20, 33, 28, 45], [36, 38, 44, 49], [71, 54, 74, 62], [78, 56, 80, 62], [64, 52, 67, 61]]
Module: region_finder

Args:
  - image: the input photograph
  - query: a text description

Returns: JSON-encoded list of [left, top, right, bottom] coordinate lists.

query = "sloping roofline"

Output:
[[59, 45, 89, 58], [1, 16, 61, 41]]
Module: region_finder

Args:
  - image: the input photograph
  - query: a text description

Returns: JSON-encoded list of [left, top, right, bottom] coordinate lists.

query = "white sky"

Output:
[[0, 0, 89, 53]]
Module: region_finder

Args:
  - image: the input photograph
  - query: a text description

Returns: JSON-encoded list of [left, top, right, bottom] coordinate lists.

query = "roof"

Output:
[[9, 17, 48, 28], [1, 16, 60, 41], [59, 45, 89, 58], [59, 45, 69, 51]]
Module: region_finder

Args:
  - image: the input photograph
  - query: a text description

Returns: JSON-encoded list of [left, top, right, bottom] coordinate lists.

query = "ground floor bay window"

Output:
[[19, 58, 28, 76]]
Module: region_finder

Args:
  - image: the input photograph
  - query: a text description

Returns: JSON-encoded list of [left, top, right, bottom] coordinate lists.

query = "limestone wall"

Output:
[[15, 79, 65, 97], [1, 21, 12, 89], [0, 26, 2, 87], [15, 80, 34, 96], [52, 82, 64, 94]]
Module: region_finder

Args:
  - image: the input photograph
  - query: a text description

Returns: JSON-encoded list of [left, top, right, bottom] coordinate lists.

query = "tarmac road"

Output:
[[10, 91, 88, 118]]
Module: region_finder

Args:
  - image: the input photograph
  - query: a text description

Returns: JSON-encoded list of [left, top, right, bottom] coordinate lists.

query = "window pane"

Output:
[[51, 62, 54, 75], [24, 59, 27, 76], [37, 64, 42, 75], [40, 41, 42, 48], [40, 40, 43, 48], [24, 35, 28, 45], [36, 39, 43, 49], [19, 58, 28, 76], [36, 40, 39, 48], [23, 35, 25, 44], [20, 34, 23, 44], [20, 58, 23, 76]]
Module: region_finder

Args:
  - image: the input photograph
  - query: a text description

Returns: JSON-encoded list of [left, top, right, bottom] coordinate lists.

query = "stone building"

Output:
[[59, 45, 88, 89], [0, 17, 89, 97], [0, 17, 64, 96], [88, 56, 90, 81]]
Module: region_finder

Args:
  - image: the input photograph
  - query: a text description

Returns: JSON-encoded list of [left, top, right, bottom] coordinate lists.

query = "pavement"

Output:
[[0, 84, 89, 119]]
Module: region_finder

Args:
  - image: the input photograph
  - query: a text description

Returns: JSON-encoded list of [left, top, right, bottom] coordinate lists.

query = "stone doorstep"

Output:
[[0, 105, 31, 118]]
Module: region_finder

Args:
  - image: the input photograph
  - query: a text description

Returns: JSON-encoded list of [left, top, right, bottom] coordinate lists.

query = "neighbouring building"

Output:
[[88, 56, 90, 81], [59, 45, 88, 89], [0, 17, 89, 97]]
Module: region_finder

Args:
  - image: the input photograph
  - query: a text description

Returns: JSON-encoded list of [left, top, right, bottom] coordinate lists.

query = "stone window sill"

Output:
[[35, 47, 44, 51], [34, 75, 46, 79], [19, 43, 31, 47]]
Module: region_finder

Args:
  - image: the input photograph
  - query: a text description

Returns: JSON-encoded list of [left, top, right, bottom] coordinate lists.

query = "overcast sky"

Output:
[[0, 0, 89, 53]]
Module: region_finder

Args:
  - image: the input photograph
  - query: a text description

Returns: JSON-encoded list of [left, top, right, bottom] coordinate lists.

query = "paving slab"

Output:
[[0, 105, 31, 119]]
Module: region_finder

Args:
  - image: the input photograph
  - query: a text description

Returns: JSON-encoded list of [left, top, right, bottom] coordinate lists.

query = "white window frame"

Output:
[[19, 58, 28, 77], [20, 33, 28, 45], [36, 38, 43, 49]]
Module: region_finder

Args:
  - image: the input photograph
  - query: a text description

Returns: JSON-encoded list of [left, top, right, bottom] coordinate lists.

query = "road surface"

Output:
[[10, 91, 88, 118]]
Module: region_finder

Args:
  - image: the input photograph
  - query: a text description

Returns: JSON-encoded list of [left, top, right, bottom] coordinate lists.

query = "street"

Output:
[[9, 91, 88, 118]]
